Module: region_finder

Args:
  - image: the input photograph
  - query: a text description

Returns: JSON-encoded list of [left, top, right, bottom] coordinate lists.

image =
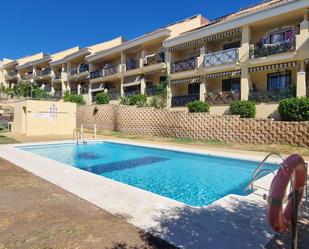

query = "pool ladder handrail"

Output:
[[247, 152, 284, 191], [73, 129, 87, 145]]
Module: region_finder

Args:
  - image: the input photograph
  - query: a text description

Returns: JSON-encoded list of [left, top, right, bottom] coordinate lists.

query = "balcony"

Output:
[[171, 94, 199, 107], [144, 52, 165, 66], [250, 39, 296, 59], [90, 70, 102, 79], [69, 64, 89, 76], [205, 91, 240, 105], [108, 91, 120, 100], [204, 48, 239, 67], [5, 71, 18, 80], [41, 68, 52, 76], [103, 65, 119, 77], [171, 57, 198, 73], [248, 86, 296, 103], [22, 73, 34, 81]]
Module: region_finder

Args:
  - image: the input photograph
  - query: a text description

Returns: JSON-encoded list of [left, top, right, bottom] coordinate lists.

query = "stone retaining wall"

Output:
[[77, 105, 309, 147]]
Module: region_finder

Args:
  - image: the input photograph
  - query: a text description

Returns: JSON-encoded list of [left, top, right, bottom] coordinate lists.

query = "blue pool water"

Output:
[[19, 142, 276, 206]]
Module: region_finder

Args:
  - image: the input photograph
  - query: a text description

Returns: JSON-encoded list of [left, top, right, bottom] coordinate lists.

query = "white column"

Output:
[[121, 52, 126, 73], [120, 77, 125, 96], [165, 49, 172, 108], [297, 61, 306, 97], [140, 76, 146, 94], [77, 84, 81, 95], [199, 77, 206, 101], [240, 68, 250, 100]]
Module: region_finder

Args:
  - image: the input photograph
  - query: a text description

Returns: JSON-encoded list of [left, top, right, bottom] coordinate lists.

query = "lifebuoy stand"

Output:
[[267, 154, 307, 249]]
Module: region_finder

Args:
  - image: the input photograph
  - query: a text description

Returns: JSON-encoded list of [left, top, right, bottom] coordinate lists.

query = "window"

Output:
[[269, 29, 294, 44], [222, 78, 240, 92], [267, 71, 291, 91]]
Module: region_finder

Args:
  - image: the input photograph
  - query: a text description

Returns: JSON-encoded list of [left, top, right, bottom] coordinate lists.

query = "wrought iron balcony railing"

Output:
[[171, 57, 198, 73], [144, 52, 165, 66], [90, 70, 102, 79], [205, 91, 240, 105], [250, 39, 296, 58], [69, 67, 78, 76], [171, 94, 199, 107], [108, 91, 120, 100], [8, 71, 18, 77], [248, 85, 296, 103], [79, 64, 89, 73], [69, 64, 89, 76], [204, 48, 239, 67], [41, 68, 52, 76], [103, 65, 119, 77]]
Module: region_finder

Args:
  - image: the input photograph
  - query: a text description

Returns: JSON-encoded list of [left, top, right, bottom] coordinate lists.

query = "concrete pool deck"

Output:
[[0, 139, 308, 249]]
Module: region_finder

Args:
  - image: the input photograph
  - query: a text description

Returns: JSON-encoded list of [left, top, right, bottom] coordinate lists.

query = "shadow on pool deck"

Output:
[[143, 195, 308, 249], [143, 197, 272, 249]]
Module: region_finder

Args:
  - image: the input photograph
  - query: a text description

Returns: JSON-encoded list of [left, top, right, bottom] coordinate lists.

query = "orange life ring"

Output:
[[267, 154, 307, 232]]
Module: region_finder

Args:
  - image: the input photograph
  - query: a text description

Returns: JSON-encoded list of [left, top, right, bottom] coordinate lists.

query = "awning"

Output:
[[249, 61, 297, 73], [206, 70, 241, 79], [202, 28, 241, 43], [169, 28, 242, 52], [169, 40, 202, 52], [170, 76, 201, 85]]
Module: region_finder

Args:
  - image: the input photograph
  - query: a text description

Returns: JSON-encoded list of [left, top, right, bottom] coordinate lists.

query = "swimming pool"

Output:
[[19, 141, 277, 206]]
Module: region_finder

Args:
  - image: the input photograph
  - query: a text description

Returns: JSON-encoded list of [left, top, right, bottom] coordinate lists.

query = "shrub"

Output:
[[230, 100, 256, 118], [278, 97, 309, 121], [187, 100, 210, 113], [95, 92, 109, 104], [129, 94, 147, 106], [150, 95, 166, 109], [120, 96, 131, 105], [63, 92, 85, 105]]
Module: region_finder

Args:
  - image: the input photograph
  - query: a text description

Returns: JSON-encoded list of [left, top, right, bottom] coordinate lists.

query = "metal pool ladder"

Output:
[[247, 152, 284, 191], [73, 129, 87, 145]]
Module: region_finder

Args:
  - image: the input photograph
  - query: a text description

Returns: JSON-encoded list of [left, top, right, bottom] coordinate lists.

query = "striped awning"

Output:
[[169, 28, 242, 52], [170, 76, 201, 85], [206, 70, 241, 80], [249, 61, 297, 73], [169, 40, 202, 52], [202, 28, 242, 43]]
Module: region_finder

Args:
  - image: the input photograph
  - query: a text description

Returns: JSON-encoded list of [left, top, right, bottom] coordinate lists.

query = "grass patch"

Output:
[[0, 135, 20, 144]]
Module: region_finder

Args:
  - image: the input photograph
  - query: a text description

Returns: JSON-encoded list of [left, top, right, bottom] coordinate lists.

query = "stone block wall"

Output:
[[77, 105, 309, 147]]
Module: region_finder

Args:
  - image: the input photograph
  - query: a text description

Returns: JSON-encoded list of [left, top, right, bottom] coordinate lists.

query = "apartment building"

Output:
[[0, 0, 308, 111], [164, 0, 309, 112], [0, 15, 207, 104]]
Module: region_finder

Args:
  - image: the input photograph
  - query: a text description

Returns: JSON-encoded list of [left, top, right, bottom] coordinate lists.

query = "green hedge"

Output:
[[229, 100, 256, 118], [278, 97, 309, 121], [187, 100, 210, 113], [63, 92, 85, 105], [95, 92, 109, 104]]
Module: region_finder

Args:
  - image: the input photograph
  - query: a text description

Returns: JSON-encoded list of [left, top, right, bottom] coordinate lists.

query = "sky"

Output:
[[1, 0, 262, 60]]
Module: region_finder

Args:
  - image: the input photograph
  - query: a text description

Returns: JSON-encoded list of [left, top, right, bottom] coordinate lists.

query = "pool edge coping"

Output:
[[0, 139, 293, 249]]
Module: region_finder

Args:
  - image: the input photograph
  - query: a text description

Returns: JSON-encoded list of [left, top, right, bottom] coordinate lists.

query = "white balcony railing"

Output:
[[204, 48, 239, 67]]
